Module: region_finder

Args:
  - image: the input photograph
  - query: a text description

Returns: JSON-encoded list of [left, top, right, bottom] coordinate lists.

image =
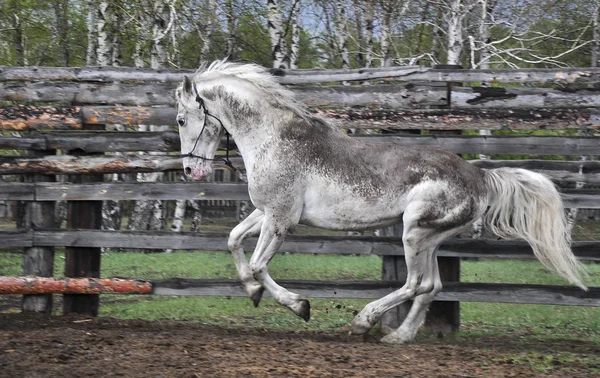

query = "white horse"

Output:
[[175, 60, 587, 344]]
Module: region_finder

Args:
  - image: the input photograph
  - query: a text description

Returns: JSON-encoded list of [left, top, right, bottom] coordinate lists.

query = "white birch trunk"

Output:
[[290, 0, 300, 69], [268, 0, 288, 68], [226, 0, 236, 59], [593, 0, 600, 67], [445, 0, 464, 65], [335, 0, 350, 70], [364, 0, 374, 68], [199, 0, 217, 62], [96, 0, 112, 66], [111, 7, 122, 67], [86, 0, 97, 66], [380, 7, 392, 67], [150, 0, 173, 70], [169, 1, 180, 67]]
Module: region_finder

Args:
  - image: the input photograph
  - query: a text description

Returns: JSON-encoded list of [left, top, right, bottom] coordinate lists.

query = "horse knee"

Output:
[[227, 236, 240, 252]]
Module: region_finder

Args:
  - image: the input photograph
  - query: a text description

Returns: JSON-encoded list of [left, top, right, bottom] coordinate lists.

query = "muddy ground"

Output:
[[1, 313, 598, 377]]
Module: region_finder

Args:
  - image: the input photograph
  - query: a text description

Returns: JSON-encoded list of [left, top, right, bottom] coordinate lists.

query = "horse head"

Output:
[[176, 75, 226, 181]]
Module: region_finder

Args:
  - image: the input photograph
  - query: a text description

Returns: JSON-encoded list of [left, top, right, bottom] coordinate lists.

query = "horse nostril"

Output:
[[184, 167, 192, 176]]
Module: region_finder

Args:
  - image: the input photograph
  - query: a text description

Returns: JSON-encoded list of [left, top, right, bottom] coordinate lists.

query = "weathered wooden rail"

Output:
[[1, 64, 599, 331]]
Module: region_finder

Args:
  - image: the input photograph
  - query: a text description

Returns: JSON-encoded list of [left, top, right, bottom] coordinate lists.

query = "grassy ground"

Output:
[[1, 249, 599, 341]]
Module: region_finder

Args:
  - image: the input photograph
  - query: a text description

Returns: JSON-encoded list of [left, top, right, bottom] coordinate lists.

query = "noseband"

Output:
[[179, 84, 236, 171]]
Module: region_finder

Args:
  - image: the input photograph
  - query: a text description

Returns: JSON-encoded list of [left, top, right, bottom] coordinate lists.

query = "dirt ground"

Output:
[[1, 314, 599, 378]]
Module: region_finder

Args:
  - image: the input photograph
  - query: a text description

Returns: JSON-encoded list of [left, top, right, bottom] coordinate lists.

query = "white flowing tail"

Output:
[[484, 168, 588, 290]]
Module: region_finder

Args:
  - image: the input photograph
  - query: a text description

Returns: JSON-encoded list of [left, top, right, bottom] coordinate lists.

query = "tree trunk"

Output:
[[290, 0, 301, 69], [198, 0, 217, 62], [364, 0, 374, 68], [593, 0, 600, 68], [380, 5, 393, 67], [335, 0, 350, 70], [53, 0, 69, 66], [267, 0, 288, 68], [445, 0, 464, 65], [10, 0, 24, 66], [226, 0, 236, 59], [151, 0, 172, 69], [96, 0, 112, 66], [86, 0, 98, 66]]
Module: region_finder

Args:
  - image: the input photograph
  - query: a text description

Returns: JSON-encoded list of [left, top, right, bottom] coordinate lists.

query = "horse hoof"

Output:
[[380, 333, 412, 344], [249, 286, 264, 308], [349, 313, 375, 335], [292, 299, 311, 322], [349, 321, 372, 336]]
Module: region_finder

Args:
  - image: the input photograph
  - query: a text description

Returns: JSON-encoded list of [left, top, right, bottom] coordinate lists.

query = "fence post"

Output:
[[63, 123, 104, 316], [22, 148, 56, 313]]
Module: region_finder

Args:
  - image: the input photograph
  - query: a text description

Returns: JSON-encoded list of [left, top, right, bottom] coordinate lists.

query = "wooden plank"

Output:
[[35, 182, 250, 201], [152, 279, 600, 306], [452, 86, 600, 109], [4, 65, 600, 85], [27, 230, 600, 260], [81, 106, 175, 126], [6, 81, 600, 110], [29, 182, 600, 207], [1, 134, 599, 156], [0, 82, 178, 106], [359, 135, 600, 156], [3, 105, 598, 131], [42, 131, 181, 153], [0, 155, 184, 175], [0, 183, 35, 200], [0, 230, 34, 247]]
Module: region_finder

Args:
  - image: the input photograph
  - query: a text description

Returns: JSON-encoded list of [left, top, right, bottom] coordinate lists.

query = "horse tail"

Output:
[[483, 168, 588, 290]]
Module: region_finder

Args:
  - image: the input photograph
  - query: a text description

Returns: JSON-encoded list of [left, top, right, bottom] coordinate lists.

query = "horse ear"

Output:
[[183, 76, 193, 95]]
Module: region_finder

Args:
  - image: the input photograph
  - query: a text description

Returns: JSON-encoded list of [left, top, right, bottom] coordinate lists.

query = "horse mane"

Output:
[[193, 59, 318, 123]]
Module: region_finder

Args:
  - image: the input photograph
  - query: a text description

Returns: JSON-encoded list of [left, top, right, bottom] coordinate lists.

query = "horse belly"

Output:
[[299, 189, 405, 231]]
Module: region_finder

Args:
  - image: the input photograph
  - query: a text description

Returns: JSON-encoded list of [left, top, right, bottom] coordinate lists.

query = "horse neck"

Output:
[[218, 95, 290, 161]]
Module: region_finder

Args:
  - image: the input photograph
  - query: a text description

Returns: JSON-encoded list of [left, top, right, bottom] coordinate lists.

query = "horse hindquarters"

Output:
[[484, 168, 588, 289]]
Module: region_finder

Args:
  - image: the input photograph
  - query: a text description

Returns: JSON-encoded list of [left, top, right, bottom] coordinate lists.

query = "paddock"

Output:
[[1, 64, 600, 375]]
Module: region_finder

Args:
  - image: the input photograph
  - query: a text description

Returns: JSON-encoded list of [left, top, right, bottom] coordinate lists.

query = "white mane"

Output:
[[193, 59, 312, 119]]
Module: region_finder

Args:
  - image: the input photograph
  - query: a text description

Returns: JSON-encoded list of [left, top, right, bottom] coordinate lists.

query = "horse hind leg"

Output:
[[380, 249, 442, 344], [227, 209, 265, 307], [350, 200, 478, 341]]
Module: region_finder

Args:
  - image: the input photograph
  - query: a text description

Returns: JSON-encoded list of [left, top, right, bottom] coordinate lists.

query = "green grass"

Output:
[[2, 249, 600, 342]]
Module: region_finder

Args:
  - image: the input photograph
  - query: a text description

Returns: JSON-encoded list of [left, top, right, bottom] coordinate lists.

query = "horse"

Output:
[[175, 60, 588, 344]]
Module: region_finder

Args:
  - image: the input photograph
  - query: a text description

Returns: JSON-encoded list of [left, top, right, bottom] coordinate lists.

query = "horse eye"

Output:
[[177, 118, 185, 127]]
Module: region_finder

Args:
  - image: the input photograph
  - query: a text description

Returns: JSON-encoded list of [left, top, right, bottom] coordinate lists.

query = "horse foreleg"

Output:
[[249, 217, 310, 321], [227, 209, 265, 306], [380, 252, 442, 344]]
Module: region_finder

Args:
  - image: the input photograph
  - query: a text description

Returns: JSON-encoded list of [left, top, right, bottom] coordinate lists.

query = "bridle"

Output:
[[179, 84, 236, 171]]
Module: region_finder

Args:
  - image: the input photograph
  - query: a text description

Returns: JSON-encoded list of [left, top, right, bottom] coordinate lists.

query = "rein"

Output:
[[179, 84, 236, 171]]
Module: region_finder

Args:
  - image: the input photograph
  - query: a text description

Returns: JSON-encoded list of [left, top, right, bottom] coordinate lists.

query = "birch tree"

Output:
[[52, 0, 69, 66], [290, 0, 301, 69], [86, 0, 97, 65], [268, 0, 289, 68], [334, 0, 350, 69], [226, 0, 237, 59]]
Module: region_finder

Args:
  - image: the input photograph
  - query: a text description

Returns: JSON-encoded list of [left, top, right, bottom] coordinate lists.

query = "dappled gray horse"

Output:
[[175, 60, 587, 344]]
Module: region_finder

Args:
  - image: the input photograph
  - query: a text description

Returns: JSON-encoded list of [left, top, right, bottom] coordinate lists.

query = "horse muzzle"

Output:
[[183, 159, 213, 181]]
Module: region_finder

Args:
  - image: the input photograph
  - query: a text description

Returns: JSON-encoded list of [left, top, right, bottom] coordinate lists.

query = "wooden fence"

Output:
[[1, 64, 600, 332]]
